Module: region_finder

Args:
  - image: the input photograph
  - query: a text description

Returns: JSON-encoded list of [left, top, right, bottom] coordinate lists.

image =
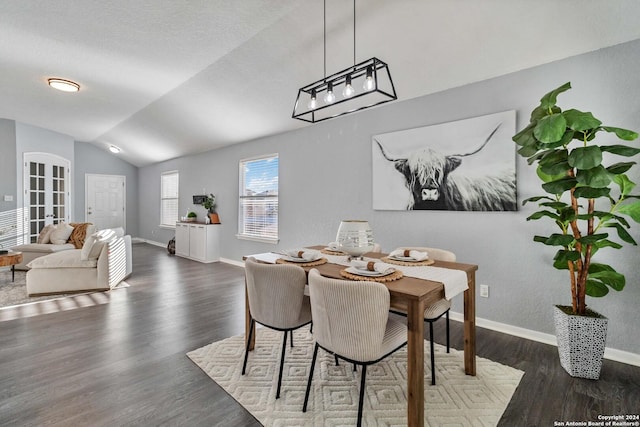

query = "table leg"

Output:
[[244, 279, 255, 351], [463, 271, 477, 375], [12, 265, 15, 282], [406, 298, 425, 427]]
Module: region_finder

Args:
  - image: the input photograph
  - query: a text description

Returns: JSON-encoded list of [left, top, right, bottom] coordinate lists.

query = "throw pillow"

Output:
[[37, 224, 55, 244], [69, 222, 93, 249], [80, 234, 97, 261], [49, 222, 74, 245]]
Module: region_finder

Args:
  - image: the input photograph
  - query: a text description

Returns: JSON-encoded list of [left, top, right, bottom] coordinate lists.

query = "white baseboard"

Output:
[[449, 312, 640, 367], [220, 257, 244, 267], [138, 238, 166, 248]]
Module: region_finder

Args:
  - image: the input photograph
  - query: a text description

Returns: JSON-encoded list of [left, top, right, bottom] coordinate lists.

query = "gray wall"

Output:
[[74, 142, 139, 236], [0, 119, 16, 213], [139, 39, 640, 354]]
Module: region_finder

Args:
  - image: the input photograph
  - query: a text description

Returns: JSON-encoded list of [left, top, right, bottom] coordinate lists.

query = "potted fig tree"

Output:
[[512, 82, 640, 379]]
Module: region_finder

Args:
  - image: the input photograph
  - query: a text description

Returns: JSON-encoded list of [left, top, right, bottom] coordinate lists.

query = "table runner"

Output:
[[250, 251, 468, 300]]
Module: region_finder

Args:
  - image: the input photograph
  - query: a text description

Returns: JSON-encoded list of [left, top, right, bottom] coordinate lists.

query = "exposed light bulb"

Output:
[[342, 75, 355, 98], [363, 66, 375, 92], [307, 89, 318, 109], [324, 82, 335, 104]]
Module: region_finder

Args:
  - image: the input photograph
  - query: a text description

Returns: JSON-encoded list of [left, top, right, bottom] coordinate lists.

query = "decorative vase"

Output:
[[208, 212, 220, 224], [336, 220, 374, 258], [553, 305, 608, 380]]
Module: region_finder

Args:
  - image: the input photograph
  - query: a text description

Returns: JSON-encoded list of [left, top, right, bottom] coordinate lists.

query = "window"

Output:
[[238, 154, 279, 243], [161, 171, 179, 227]]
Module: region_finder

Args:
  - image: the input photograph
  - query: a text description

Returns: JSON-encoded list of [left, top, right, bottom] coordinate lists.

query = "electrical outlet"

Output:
[[480, 284, 489, 298]]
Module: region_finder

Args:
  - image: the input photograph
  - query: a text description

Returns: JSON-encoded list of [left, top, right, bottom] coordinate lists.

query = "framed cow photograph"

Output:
[[372, 110, 517, 211]]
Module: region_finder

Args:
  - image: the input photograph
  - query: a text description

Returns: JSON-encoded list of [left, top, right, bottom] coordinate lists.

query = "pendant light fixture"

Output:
[[292, 0, 397, 123]]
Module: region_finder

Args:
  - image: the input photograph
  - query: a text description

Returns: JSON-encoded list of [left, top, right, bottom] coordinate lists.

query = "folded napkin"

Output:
[[389, 248, 429, 261], [282, 249, 320, 261], [351, 260, 394, 275]]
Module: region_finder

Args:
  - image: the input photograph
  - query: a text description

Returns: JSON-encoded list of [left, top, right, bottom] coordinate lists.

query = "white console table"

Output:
[[175, 222, 220, 263]]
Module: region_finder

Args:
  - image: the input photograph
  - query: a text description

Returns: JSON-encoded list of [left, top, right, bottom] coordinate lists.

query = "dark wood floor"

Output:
[[0, 243, 638, 426]]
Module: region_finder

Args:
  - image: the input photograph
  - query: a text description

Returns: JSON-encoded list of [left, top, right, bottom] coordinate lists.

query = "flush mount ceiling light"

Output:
[[108, 145, 121, 154], [47, 78, 80, 92], [292, 0, 397, 123]]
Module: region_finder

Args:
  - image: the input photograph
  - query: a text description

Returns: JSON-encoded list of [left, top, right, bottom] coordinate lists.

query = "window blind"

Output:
[[238, 155, 278, 241], [161, 171, 179, 226]]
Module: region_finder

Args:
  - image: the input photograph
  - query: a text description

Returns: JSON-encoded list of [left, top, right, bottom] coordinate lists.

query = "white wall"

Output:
[[139, 39, 640, 354]]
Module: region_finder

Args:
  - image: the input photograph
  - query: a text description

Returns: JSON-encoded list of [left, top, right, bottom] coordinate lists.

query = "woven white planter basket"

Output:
[[553, 305, 608, 380]]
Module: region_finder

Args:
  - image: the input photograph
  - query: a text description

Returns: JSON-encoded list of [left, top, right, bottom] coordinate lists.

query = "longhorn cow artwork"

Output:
[[372, 110, 517, 211]]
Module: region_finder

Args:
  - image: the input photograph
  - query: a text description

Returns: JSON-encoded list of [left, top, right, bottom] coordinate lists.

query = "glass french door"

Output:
[[23, 153, 71, 243]]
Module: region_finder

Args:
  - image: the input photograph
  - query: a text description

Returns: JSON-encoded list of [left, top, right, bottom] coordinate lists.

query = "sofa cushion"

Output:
[[37, 224, 55, 244], [11, 243, 76, 253], [27, 249, 98, 269], [49, 222, 74, 245]]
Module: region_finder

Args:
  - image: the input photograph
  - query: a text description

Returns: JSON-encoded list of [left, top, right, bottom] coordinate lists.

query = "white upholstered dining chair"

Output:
[[393, 246, 457, 385], [242, 257, 313, 399], [303, 269, 407, 427]]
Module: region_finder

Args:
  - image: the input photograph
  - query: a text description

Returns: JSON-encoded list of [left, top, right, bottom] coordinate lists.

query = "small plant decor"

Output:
[[512, 82, 640, 316], [187, 211, 197, 218], [202, 194, 216, 213]]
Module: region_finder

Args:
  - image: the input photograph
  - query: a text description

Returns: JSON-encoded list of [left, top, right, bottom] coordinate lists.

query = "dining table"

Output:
[[243, 246, 478, 427]]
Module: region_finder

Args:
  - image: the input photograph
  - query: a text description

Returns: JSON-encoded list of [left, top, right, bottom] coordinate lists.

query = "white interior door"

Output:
[[23, 153, 71, 243], [86, 174, 125, 231]]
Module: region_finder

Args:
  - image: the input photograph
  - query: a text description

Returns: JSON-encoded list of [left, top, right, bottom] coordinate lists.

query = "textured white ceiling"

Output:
[[2, 0, 640, 166]]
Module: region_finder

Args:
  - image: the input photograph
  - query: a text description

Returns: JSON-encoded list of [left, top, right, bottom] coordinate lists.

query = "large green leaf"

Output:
[[518, 143, 539, 158], [578, 233, 608, 244], [563, 109, 602, 131], [572, 186, 610, 198], [586, 280, 609, 297], [513, 123, 536, 146], [540, 201, 570, 210], [589, 270, 625, 291], [527, 210, 560, 221], [576, 166, 612, 188], [613, 174, 636, 196], [604, 223, 637, 245], [553, 249, 581, 263], [530, 105, 561, 122], [607, 162, 636, 175], [589, 263, 614, 274], [568, 146, 602, 169], [538, 233, 575, 246], [600, 145, 640, 157], [539, 82, 571, 109], [542, 176, 578, 194], [534, 114, 567, 143], [593, 239, 623, 250], [539, 149, 570, 175], [618, 200, 640, 223], [602, 126, 639, 141]]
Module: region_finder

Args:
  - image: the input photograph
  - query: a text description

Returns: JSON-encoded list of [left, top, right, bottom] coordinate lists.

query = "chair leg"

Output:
[[276, 330, 288, 399], [335, 354, 339, 366], [310, 321, 313, 334], [357, 365, 367, 427], [429, 321, 436, 386], [290, 330, 294, 348], [242, 319, 255, 375], [446, 311, 450, 353], [303, 343, 319, 412]]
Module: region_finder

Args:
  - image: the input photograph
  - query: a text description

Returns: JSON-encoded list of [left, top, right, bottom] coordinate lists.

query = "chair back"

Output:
[[402, 247, 456, 262], [244, 257, 308, 329], [308, 269, 390, 362]]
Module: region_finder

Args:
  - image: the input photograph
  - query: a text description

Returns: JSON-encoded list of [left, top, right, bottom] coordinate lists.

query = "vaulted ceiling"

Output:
[[2, 0, 640, 166]]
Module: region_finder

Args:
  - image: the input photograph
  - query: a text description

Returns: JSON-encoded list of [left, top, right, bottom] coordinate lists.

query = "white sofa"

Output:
[[12, 223, 97, 270], [26, 234, 132, 296]]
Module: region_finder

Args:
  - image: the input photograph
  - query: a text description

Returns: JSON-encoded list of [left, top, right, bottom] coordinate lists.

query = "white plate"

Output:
[[389, 255, 425, 262], [281, 256, 321, 263], [324, 247, 345, 252], [345, 266, 394, 277]]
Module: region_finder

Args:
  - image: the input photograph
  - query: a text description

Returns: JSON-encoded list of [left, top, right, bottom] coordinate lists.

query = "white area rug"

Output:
[[188, 326, 524, 426]]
